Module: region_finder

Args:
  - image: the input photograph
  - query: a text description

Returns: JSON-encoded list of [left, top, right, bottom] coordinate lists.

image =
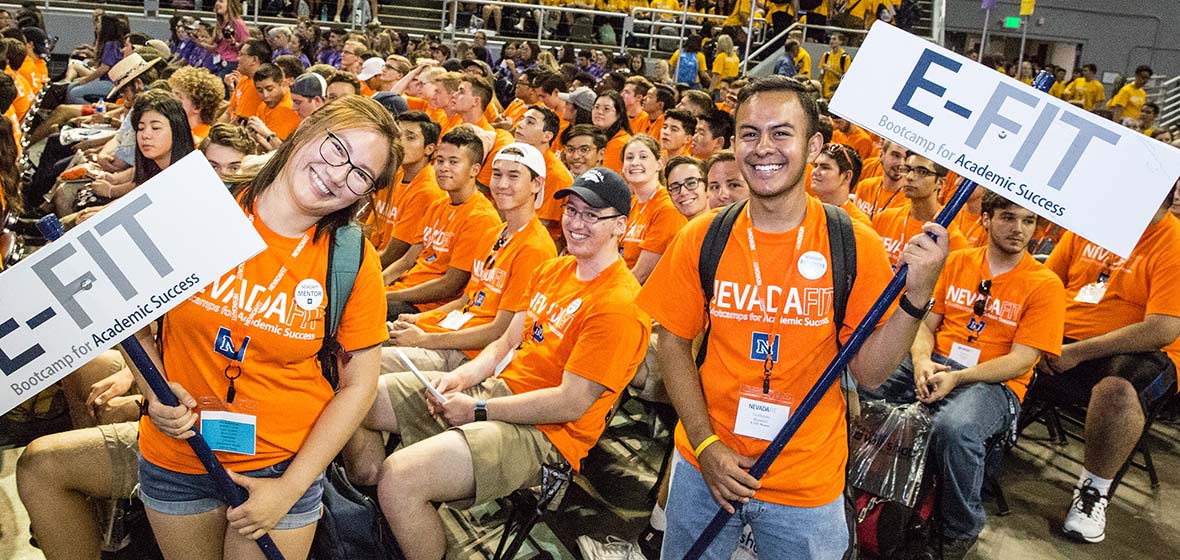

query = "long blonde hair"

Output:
[[239, 96, 403, 240], [716, 34, 736, 57]]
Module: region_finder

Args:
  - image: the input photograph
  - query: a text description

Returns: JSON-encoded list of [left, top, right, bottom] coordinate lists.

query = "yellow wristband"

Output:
[[693, 435, 721, 459]]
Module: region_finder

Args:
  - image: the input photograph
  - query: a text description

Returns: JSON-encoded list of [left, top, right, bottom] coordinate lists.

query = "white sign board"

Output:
[[830, 22, 1180, 257], [0, 152, 265, 415]]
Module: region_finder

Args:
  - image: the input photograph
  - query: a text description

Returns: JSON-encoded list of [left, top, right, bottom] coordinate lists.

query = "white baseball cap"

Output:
[[492, 143, 547, 180], [357, 57, 386, 81]]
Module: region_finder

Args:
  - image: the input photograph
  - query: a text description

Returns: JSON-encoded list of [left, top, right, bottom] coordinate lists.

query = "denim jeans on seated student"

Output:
[[662, 451, 849, 560], [859, 354, 1019, 542]]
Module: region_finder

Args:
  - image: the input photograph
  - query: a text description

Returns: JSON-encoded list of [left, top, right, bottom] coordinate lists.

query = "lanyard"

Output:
[[745, 207, 805, 393], [870, 182, 901, 220], [464, 222, 526, 313], [224, 214, 311, 403]]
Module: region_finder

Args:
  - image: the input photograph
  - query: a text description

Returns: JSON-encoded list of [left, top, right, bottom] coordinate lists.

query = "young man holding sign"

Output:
[[1029, 188, 1180, 543], [363, 168, 650, 560], [860, 191, 1066, 557], [638, 76, 950, 558]]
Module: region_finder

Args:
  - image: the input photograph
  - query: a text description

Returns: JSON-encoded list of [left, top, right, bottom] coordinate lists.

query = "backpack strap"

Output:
[[319, 223, 364, 391], [823, 202, 861, 420], [696, 200, 747, 368], [823, 203, 857, 341]]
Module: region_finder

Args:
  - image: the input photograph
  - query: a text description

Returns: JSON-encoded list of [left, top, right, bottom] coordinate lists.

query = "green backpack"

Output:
[[318, 223, 364, 391]]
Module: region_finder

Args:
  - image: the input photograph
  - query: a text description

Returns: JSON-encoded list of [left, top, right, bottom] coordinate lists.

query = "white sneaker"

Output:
[[1063, 480, 1108, 543], [576, 535, 646, 560]]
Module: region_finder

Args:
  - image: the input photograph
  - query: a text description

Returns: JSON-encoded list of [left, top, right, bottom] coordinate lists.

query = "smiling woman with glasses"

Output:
[[133, 95, 402, 560]]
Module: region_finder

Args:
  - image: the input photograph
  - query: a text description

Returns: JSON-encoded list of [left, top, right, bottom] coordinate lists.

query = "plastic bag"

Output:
[[847, 400, 933, 507]]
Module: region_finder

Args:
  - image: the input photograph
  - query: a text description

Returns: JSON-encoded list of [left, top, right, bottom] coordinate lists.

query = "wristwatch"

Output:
[[474, 400, 488, 422], [898, 291, 934, 320]]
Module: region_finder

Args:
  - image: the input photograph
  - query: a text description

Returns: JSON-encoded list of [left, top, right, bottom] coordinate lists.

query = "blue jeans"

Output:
[[138, 456, 324, 530], [66, 79, 115, 104], [662, 451, 849, 560], [858, 354, 1019, 541]]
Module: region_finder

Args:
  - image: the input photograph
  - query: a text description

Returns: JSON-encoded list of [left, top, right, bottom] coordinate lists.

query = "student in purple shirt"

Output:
[[66, 14, 126, 103]]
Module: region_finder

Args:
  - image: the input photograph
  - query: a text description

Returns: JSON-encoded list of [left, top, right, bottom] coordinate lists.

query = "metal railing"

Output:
[[1156, 75, 1180, 130], [746, 22, 870, 77], [627, 5, 769, 60], [442, 0, 630, 51]]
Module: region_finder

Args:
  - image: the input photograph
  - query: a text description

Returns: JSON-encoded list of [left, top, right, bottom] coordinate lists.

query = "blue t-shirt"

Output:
[[99, 41, 123, 80]]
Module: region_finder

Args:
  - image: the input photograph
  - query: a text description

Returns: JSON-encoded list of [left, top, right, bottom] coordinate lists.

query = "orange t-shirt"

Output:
[[645, 113, 665, 139], [417, 218, 557, 357], [931, 247, 1065, 401], [501, 99, 528, 125], [551, 116, 570, 153], [406, 96, 448, 125], [602, 130, 632, 177], [629, 110, 650, 137], [139, 212, 389, 474], [831, 125, 874, 161], [483, 103, 500, 123], [538, 150, 574, 238], [938, 171, 962, 205], [17, 56, 44, 92], [1045, 216, 1180, 375], [5, 107, 21, 151], [474, 117, 516, 187], [953, 209, 987, 248], [390, 192, 503, 308], [841, 199, 871, 225], [256, 92, 301, 140], [871, 205, 969, 267], [622, 187, 687, 267], [637, 196, 895, 506], [367, 165, 447, 251], [439, 113, 463, 137], [5, 68, 32, 122], [860, 156, 882, 181], [853, 176, 907, 220], [501, 255, 651, 469], [229, 75, 260, 120], [192, 122, 211, 145]]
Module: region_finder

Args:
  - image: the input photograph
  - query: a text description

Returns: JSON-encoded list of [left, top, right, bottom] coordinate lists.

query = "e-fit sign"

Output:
[[0, 152, 265, 415], [831, 22, 1180, 257]]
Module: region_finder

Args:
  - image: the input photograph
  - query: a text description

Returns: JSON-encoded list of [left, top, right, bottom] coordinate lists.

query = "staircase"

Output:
[[374, 0, 444, 37]]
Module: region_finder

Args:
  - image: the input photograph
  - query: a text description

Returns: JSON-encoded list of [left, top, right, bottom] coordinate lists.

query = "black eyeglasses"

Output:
[[667, 177, 703, 195], [898, 165, 940, 178], [320, 131, 378, 196], [561, 204, 623, 224], [968, 279, 991, 342], [973, 279, 991, 316]]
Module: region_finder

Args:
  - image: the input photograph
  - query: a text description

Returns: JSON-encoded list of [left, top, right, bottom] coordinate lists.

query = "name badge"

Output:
[[734, 386, 791, 441], [948, 342, 981, 368], [200, 410, 257, 455], [1074, 281, 1107, 304], [439, 310, 474, 331]]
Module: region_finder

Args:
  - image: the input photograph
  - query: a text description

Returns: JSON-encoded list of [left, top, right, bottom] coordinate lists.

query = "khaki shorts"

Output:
[[630, 329, 671, 403], [99, 421, 141, 499], [380, 345, 470, 374], [382, 370, 565, 507]]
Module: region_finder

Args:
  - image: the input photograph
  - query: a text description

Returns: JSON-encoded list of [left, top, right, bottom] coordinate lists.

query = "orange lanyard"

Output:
[[745, 207, 805, 392]]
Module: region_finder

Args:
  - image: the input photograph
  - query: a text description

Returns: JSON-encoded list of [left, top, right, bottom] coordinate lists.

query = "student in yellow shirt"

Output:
[[1063, 63, 1106, 111], [787, 28, 812, 79], [820, 31, 851, 100], [1108, 65, 1153, 122], [710, 34, 741, 86]]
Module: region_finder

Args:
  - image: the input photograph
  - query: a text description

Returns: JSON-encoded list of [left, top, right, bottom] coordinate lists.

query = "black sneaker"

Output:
[[637, 525, 663, 560]]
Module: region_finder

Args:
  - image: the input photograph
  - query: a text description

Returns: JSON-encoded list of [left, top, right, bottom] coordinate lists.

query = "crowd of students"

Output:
[[2, 2, 1179, 560]]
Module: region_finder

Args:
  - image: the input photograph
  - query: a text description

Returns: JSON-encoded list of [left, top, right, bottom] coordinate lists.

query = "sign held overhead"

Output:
[[830, 22, 1180, 257]]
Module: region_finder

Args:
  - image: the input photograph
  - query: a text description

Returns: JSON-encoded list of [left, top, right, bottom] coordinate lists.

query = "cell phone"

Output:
[[395, 348, 448, 403]]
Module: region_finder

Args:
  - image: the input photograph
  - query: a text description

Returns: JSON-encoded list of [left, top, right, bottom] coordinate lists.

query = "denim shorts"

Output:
[[137, 456, 324, 530]]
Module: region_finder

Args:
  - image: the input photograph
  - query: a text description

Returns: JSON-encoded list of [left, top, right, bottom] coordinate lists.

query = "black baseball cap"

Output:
[[554, 167, 632, 217]]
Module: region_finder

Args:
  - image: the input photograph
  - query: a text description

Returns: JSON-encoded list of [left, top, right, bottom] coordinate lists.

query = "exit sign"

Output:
[[1004, 16, 1022, 28]]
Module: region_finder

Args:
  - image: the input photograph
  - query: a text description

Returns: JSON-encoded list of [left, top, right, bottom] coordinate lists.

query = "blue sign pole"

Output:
[[37, 215, 286, 560], [683, 71, 1058, 560]]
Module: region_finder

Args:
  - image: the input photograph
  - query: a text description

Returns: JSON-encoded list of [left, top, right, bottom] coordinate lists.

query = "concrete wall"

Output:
[[944, 0, 1176, 78]]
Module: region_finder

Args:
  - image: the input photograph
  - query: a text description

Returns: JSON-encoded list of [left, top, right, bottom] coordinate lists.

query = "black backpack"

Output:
[[310, 223, 404, 560]]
